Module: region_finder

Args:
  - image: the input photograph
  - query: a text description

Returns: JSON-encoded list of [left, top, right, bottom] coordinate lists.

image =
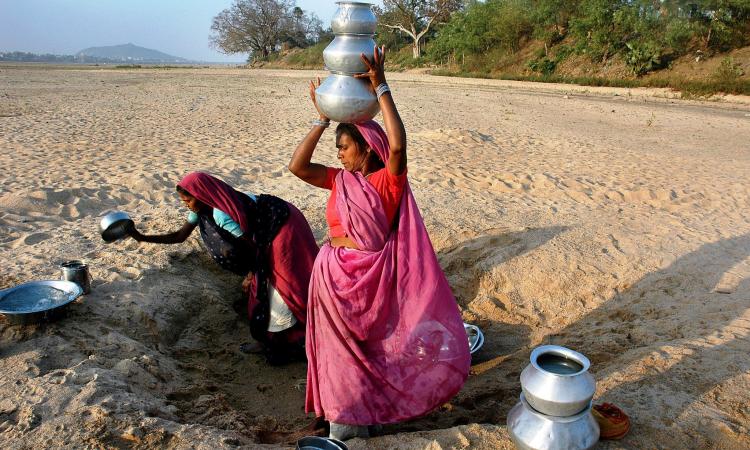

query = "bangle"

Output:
[[311, 119, 330, 128], [375, 83, 390, 99]]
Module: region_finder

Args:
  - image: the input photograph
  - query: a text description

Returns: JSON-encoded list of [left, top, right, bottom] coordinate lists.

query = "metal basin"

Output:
[[331, 2, 377, 34], [520, 345, 596, 417], [323, 35, 376, 75], [297, 436, 349, 450], [315, 74, 379, 123], [508, 393, 599, 450], [464, 323, 484, 354], [0, 280, 82, 325], [99, 211, 133, 242]]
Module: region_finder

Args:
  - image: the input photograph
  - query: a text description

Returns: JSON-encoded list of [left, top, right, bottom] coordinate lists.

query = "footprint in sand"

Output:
[[23, 232, 51, 245], [114, 267, 142, 280]]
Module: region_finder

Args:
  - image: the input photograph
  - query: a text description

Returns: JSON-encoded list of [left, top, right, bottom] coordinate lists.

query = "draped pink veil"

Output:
[[305, 120, 471, 425]]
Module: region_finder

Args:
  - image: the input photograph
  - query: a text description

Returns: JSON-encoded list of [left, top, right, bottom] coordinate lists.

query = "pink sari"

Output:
[[305, 121, 470, 425], [178, 172, 317, 331]]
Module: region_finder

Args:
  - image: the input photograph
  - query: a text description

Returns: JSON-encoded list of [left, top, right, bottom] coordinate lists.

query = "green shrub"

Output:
[[624, 40, 663, 76], [664, 19, 699, 54], [713, 56, 744, 83], [528, 57, 557, 75]]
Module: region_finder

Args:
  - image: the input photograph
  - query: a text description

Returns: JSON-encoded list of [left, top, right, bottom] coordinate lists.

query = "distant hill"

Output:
[[76, 43, 188, 63]]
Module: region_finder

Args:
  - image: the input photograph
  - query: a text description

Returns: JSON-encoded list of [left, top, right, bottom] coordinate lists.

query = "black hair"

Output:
[[336, 123, 384, 170], [175, 185, 191, 196]]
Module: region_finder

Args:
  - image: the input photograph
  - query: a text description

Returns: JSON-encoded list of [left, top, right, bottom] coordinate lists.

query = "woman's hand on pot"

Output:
[[309, 78, 329, 121], [355, 45, 387, 90], [126, 222, 143, 242]]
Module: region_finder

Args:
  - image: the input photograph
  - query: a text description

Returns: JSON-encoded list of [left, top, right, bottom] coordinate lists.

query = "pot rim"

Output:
[[61, 260, 88, 269], [519, 393, 593, 423], [335, 1, 373, 6], [99, 211, 131, 229], [530, 345, 590, 377], [328, 33, 376, 39]]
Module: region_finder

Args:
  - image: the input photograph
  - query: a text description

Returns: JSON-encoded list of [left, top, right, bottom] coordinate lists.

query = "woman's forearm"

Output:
[[289, 125, 328, 186], [132, 232, 187, 244], [289, 125, 323, 173], [379, 91, 407, 174], [129, 222, 195, 244]]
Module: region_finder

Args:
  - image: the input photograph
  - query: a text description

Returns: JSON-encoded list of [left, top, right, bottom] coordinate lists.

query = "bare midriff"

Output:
[[330, 236, 359, 250]]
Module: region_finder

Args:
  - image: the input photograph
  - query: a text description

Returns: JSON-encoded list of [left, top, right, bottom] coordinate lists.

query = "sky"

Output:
[[0, 0, 382, 63]]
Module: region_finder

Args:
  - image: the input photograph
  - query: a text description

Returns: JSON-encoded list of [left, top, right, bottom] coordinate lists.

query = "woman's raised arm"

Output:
[[355, 45, 407, 176], [288, 79, 330, 188]]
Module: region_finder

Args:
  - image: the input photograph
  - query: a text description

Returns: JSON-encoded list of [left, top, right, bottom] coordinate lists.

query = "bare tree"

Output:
[[210, 0, 294, 60], [377, 0, 463, 58], [285, 6, 323, 48]]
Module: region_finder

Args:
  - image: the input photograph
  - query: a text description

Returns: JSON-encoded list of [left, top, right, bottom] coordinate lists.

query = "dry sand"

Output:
[[1, 64, 749, 449]]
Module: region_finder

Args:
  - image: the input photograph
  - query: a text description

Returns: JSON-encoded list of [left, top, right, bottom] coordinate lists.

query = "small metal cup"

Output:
[[60, 260, 91, 294]]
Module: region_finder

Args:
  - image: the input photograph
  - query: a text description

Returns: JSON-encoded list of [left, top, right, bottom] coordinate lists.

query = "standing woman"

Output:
[[289, 47, 470, 439], [127, 172, 318, 365]]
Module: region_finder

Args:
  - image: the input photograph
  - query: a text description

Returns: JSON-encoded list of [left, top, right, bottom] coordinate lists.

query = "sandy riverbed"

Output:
[[1, 64, 749, 449]]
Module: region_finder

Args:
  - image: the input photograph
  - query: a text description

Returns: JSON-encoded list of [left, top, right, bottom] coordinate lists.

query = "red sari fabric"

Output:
[[305, 121, 470, 424], [177, 172, 318, 329]]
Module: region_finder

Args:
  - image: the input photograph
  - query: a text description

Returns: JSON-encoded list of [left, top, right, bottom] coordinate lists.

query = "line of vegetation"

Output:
[[430, 68, 750, 96], [211, 0, 749, 97]]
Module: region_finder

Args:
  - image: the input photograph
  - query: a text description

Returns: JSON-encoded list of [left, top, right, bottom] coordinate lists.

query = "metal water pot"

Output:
[[508, 393, 600, 450], [317, 1, 379, 123], [520, 345, 596, 417], [60, 260, 91, 294], [315, 74, 379, 123], [331, 1, 377, 34], [323, 34, 376, 74]]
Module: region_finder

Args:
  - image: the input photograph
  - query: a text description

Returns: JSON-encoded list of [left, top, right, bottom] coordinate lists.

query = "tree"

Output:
[[210, 0, 294, 60], [376, 0, 464, 58], [285, 6, 323, 48]]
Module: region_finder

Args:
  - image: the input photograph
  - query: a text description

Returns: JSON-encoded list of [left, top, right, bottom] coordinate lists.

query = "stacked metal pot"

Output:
[[315, 2, 380, 123], [508, 345, 600, 450]]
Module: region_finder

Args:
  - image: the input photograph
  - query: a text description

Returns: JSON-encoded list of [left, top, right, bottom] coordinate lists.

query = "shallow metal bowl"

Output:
[[99, 211, 133, 242], [508, 393, 599, 450], [0, 280, 82, 325], [331, 2, 377, 34]]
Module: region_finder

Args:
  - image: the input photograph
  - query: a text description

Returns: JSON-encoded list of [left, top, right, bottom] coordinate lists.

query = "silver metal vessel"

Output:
[[331, 1, 377, 34], [316, 2, 379, 123], [323, 34, 376, 74], [316, 74, 379, 123], [99, 211, 134, 242], [60, 260, 91, 294], [508, 393, 600, 450], [520, 345, 596, 417]]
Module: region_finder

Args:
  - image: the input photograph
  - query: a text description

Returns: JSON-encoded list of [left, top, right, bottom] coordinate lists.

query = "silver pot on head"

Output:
[[323, 34, 376, 75], [316, 74, 379, 123], [520, 345, 596, 417], [508, 393, 599, 450], [331, 1, 377, 34]]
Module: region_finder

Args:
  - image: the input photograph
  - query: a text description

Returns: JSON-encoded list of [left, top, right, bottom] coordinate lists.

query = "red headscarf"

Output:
[[177, 172, 252, 233]]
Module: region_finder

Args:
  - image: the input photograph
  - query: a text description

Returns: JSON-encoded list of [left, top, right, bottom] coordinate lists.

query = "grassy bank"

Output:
[[429, 69, 750, 97]]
